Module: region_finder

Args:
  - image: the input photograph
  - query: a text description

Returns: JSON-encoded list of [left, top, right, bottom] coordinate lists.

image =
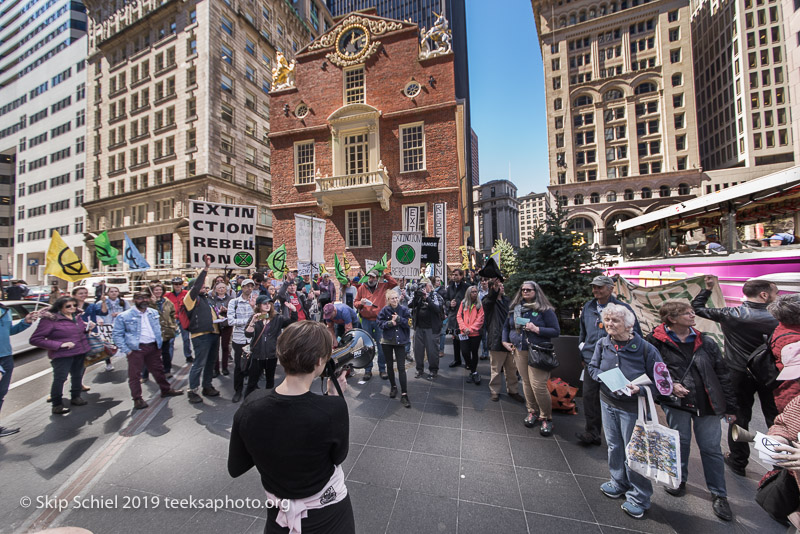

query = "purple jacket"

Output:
[[30, 313, 91, 359]]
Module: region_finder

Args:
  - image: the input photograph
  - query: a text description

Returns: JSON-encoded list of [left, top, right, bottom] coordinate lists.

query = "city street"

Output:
[[0, 339, 782, 534]]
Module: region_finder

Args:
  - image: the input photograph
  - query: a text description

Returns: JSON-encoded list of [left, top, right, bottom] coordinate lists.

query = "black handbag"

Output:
[[756, 468, 799, 524], [527, 341, 559, 371]]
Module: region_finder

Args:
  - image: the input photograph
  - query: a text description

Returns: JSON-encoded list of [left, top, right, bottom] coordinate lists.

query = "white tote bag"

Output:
[[625, 387, 682, 489]]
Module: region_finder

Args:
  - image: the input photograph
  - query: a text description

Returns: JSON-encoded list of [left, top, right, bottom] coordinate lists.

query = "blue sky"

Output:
[[466, 0, 549, 195]]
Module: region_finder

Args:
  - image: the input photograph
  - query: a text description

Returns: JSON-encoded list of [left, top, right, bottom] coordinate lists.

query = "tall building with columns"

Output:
[[531, 0, 703, 251], [82, 0, 331, 274]]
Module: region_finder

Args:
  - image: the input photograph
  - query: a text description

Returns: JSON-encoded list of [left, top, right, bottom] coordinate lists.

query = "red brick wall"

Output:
[[269, 18, 463, 274]]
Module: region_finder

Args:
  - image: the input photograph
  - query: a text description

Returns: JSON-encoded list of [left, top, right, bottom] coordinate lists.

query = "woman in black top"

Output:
[[244, 295, 297, 396], [228, 321, 353, 534], [377, 289, 412, 407]]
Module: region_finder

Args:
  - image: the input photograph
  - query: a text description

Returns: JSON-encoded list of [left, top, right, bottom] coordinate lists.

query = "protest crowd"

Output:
[[1, 249, 799, 532]]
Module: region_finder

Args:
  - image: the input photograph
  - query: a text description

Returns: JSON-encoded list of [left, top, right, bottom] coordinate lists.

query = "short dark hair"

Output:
[[277, 321, 332, 375], [742, 280, 775, 298], [252, 272, 265, 284]]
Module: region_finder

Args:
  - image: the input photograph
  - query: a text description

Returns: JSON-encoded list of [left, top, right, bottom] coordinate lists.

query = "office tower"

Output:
[[518, 191, 551, 245], [475, 180, 520, 252]]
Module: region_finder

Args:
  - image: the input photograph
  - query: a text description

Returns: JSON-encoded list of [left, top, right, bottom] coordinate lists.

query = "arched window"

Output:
[[672, 73, 683, 87], [559, 17, 567, 27], [554, 98, 563, 110], [589, 8, 596, 18], [574, 194, 585, 205], [568, 217, 595, 244], [574, 95, 593, 107], [590, 192, 600, 203], [634, 82, 657, 95], [641, 187, 652, 199], [604, 213, 632, 246], [606, 191, 617, 202], [579, 10, 587, 21], [569, 14, 576, 24], [659, 185, 671, 197], [611, 1, 618, 11], [558, 195, 569, 206], [678, 182, 691, 195], [624, 188, 634, 200], [603, 89, 624, 101], [600, 4, 607, 14]]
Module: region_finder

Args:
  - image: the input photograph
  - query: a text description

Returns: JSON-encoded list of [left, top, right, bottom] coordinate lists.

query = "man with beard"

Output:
[[112, 291, 183, 410], [355, 270, 398, 380], [445, 269, 471, 367], [184, 255, 222, 403]]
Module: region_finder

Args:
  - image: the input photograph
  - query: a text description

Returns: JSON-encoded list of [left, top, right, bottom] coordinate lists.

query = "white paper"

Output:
[[580, 369, 585, 382], [631, 374, 653, 387], [213, 318, 228, 324], [578, 342, 585, 351], [598, 368, 631, 395]]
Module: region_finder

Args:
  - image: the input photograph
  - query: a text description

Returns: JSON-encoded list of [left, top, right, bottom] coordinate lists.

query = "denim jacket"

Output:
[[112, 307, 163, 354]]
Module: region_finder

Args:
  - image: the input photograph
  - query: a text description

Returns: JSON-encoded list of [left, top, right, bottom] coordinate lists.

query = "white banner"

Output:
[[295, 215, 312, 262], [312, 218, 326, 264], [189, 200, 256, 268], [433, 202, 447, 285], [364, 259, 377, 273], [405, 206, 420, 232], [391, 232, 423, 279], [298, 261, 322, 278]]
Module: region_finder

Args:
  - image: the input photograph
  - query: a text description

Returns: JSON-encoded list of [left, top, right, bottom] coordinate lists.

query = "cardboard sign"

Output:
[[421, 237, 440, 263], [432, 202, 447, 285], [391, 232, 422, 278], [364, 259, 377, 274], [189, 200, 257, 268]]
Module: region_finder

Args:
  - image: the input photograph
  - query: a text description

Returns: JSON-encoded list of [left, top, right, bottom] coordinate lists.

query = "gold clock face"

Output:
[[337, 25, 369, 59]]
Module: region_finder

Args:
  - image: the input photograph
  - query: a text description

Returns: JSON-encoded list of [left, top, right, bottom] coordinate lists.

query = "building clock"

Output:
[[336, 25, 369, 61]]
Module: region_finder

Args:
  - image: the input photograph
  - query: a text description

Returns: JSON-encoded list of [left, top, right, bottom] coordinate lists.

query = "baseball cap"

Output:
[[323, 303, 336, 320], [777, 341, 800, 381], [367, 271, 378, 278], [255, 294, 273, 307], [240, 279, 255, 287], [171, 277, 183, 284], [590, 275, 614, 287]]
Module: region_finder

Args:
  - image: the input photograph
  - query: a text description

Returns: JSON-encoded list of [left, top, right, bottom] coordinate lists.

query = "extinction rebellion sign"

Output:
[[189, 200, 257, 268]]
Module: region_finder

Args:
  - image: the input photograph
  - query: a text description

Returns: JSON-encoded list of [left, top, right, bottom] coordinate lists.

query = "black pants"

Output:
[[50, 354, 85, 406], [246, 358, 278, 396], [582, 373, 602, 439], [727, 367, 779, 468], [451, 332, 462, 364], [460, 336, 481, 373], [382, 344, 407, 394], [232, 342, 247, 393], [265, 494, 354, 534]]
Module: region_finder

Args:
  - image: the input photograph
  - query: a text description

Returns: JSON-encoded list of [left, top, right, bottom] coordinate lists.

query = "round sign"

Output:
[[396, 244, 415, 265], [234, 251, 254, 267]]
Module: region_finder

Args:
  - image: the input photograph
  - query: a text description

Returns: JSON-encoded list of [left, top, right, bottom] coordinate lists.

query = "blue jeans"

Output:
[[663, 406, 727, 497], [360, 317, 385, 373], [0, 354, 13, 417], [50, 355, 86, 407], [177, 324, 192, 359], [439, 318, 448, 352], [189, 333, 220, 390], [600, 400, 653, 509]]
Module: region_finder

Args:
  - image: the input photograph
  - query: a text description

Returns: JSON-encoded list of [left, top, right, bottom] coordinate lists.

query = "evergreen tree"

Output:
[[493, 237, 518, 277], [507, 204, 601, 331]]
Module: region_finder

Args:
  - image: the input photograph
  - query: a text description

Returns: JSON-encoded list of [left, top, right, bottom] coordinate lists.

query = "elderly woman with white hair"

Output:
[[588, 303, 664, 520]]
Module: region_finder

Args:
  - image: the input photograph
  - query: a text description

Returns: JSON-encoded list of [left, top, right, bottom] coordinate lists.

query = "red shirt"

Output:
[[287, 293, 306, 321]]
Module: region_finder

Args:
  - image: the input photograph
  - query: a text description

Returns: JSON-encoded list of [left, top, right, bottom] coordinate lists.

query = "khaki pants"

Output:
[[513, 349, 552, 419], [488, 350, 520, 396]]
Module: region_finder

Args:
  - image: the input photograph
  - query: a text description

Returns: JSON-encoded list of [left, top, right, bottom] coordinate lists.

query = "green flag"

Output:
[[266, 244, 288, 279], [94, 231, 119, 266], [366, 253, 388, 276], [334, 254, 348, 285]]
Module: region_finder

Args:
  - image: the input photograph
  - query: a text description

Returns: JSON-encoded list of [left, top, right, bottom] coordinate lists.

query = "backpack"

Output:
[[746, 332, 793, 391]]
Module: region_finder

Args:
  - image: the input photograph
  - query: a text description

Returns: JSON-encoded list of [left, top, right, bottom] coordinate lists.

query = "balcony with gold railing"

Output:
[[312, 163, 392, 215]]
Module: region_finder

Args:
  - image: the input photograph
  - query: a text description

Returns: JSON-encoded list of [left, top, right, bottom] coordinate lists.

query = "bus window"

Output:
[[623, 222, 663, 259], [736, 215, 795, 248]]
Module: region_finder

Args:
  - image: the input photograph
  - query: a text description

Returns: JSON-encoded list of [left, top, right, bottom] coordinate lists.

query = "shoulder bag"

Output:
[[756, 468, 800, 524]]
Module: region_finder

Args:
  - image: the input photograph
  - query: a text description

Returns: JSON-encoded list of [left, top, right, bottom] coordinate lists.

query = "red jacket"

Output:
[[354, 274, 397, 321], [457, 302, 484, 337], [165, 289, 187, 310], [770, 323, 800, 413]]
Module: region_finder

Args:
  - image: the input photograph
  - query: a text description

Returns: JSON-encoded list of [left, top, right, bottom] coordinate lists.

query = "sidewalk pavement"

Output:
[[0, 341, 785, 534]]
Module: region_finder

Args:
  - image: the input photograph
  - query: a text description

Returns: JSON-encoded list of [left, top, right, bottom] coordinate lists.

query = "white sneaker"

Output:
[[105, 363, 114, 371]]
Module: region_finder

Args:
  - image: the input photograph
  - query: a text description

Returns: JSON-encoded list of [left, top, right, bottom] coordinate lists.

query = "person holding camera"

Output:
[[410, 279, 443, 379], [445, 269, 471, 368], [646, 300, 736, 521], [244, 294, 297, 397], [377, 289, 412, 407], [502, 281, 560, 436], [228, 321, 354, 533]]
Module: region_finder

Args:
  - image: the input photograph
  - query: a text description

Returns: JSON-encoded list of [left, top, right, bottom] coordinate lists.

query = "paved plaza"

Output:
[[0, 342, 784, 534]]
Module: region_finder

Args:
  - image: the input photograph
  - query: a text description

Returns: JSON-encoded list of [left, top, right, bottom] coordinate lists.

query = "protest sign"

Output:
[[190, 200, 256, 268], [295, 214, 326, 264], [421, 237, 440, 264], [391, 232, 422, 278], [433, 203, 446, 284], [364, 259, 377, 274]]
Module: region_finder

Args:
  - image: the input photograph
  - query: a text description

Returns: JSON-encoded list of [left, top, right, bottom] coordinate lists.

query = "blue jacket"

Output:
[[578, 296, 641, 364], [588, 332, 663, 412], [326, 303, 359, 327], [0, 306, 32, 358], [502, 306, 560, 349], [377, 304, 411, 345], [112, 307, 163, 354]]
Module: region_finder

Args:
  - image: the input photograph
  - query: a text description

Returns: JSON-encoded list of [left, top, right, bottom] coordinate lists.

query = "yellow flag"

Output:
[[459, 245, 470, 270], [45, 231, 91, 282], [319, 263, 329, 276], [342, 254, 351, 271]]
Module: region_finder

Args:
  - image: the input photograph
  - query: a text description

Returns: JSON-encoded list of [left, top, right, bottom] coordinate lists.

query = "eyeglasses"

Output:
[[63, 304, 76, 309], [521, 288, 535, 293]]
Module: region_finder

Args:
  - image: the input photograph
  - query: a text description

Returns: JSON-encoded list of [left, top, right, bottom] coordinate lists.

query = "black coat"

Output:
[[647, 324, 737, 416], [444, 280, 471, 323], [482, 287, 510, 352], [410, 290, 443, 334], [245, 307, 296, 360]]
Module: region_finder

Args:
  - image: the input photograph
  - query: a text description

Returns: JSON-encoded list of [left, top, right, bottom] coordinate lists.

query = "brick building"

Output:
[[269, 11, 468, 274]]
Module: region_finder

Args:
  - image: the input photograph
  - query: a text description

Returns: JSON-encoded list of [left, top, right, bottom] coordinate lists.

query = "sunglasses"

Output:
[[63, 304, 77, 309], [521, 288, 535, 293]]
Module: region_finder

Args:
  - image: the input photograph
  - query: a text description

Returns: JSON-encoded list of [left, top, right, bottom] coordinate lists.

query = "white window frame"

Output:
[[294, 140, 315, 185], [343, 65, 365, 105], [402, 203, 427, 235], [345, 208, 371, 248], [399, 121, 426, 172]]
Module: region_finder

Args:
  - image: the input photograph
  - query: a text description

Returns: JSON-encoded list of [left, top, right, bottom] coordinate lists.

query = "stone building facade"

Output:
[[518, 191, 551, 245], [532, 0, 703, 251], [82, 0, 330, 275], [269, 12, 468, 273], [474, 180, 519, 252]]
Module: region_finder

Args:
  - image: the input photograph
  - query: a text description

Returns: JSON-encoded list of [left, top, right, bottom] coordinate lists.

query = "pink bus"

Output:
[[607, 166, 800, 305]]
